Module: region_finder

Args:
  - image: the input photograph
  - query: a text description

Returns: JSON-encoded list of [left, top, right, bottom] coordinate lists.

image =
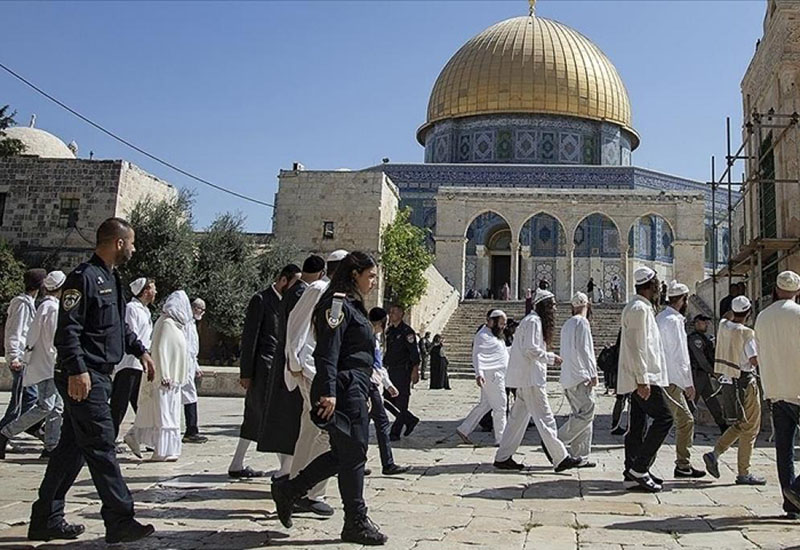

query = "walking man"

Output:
[[182, 298, 207, 443], [28, 218, 156, 543], [618, 267, 673, 493], [557, 292, 598, 466], [704, 295, 765, 486], [657, 281, 705, 478], [755, 271, 800, 517], [419, 332, 431, 381], [384, 305, 421, 441], [687, 314, 728, 434]]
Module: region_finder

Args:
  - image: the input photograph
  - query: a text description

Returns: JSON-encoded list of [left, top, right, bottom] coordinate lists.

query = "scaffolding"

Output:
[[708, 107, 800, 322]]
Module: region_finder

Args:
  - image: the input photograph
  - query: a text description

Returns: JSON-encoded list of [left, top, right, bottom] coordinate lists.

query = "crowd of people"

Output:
[[3, 216, 800, 546]]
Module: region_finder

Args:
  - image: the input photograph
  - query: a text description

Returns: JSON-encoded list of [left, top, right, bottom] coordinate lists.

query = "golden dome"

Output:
[[417, 15, 638, 148]]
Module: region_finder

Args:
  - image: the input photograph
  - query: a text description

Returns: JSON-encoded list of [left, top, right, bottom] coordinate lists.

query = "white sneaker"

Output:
[[124, 432, 142, 459]]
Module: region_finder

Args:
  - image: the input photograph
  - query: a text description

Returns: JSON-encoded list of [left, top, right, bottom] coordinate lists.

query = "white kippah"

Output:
[[326, 249, 348, 262], [634, 267, 656, 285], [533, 289, 555, 306], [667, 280, 690, 298], [776, 270, 800, 292], [129, 277, 147, 296], [488, 309, 506, 319], [44, 271, 66, 291], [732, 295, 751, 313], [571, 292, 589, 307]]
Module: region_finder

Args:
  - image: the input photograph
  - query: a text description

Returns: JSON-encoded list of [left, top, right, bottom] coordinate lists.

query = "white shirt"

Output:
[[756, 299, 800, 404], [559, 315, 597, 389], [506, 312, 554, 388], [285, 278, 328, 391], [114, 299, 153, 373], [656, 306, 693, 390], [186, 319, 199, 379], [617, 295, 668, 394], [22, 296, 59, 387], [371, 336, 397, 393], [4, 293, 36, 364], [471, 325, 509, 379]]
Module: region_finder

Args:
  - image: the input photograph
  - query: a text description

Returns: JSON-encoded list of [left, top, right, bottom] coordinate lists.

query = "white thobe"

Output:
[[4, 294, 35, 364], [656, 306, 693, 390], [559, 315, 597, 389], [756, 299, 800, 405], [22, 296, 59, 387], [181, 320, 200, 405], [458, 326, 509, 444], [114, 299, 153, 374], [617, 295, 668, 395]]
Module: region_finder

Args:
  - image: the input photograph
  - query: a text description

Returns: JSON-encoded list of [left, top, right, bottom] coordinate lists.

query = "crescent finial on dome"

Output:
[[529, 0, 536, 17]]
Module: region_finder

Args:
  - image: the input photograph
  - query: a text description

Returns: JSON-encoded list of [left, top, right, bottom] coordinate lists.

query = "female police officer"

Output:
[[271, 251, 387, 546]]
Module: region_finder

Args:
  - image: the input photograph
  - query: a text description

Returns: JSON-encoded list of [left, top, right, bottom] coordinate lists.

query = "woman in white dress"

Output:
[[125, 291, 192, 462]]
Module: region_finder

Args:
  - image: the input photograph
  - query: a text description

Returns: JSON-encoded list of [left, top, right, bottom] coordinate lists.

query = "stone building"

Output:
[[0, 124, 176, 268]]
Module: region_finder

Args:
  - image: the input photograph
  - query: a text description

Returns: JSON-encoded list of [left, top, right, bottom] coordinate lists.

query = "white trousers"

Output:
[[289, 377, 329, 500], [495, 385, 568, 467], [458, 369, 507, 445], [558, 383, 596, 460], [181, 361, 198, 405]]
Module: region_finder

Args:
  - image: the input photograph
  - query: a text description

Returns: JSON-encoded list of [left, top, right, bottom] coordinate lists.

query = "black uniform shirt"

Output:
[[312, 293, 374, 398], [687, 330, 715, 374], [384, 321, 421, 371], [55, 254, 147, 376]]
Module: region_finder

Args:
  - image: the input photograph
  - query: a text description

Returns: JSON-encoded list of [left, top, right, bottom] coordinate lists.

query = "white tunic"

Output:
[[656, 306, 693, 390], [114, 299, 153, 374], [4, 294, 35, 364], [285, 278, 328, 390], [617, 295, 668, 394], [506, 312, 553, 389], [559, 315, 597, 389], [755, 299, 800, 405], [471, 326, 509, 379], [22, 296, 59, 387]]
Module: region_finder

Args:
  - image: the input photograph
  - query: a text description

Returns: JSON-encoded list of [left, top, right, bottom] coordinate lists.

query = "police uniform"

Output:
[[273, 292, 383, 541], [687, 329, 728, 431], [30, 254, 147, 537], [384, 321, 421, 439]]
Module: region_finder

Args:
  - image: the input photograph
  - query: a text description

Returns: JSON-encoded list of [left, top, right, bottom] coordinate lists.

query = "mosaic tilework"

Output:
[[514, 130, 537, 161], [496, 129, 513, 161], [559, 133, 581, 163], [540, 132, 556, 161], [474, 131, 495, 161], [458, 134, 472, 162], [434, 135, 451, 163]]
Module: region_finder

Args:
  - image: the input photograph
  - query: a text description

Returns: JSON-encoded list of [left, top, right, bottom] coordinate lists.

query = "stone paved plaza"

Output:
[[0, 381, 799, 550]]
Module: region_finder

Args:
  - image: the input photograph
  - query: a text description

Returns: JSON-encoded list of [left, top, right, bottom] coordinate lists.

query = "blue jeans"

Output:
[[2, 378, 63, 451], [772, 400, 800, 514], [0, 368, 38, 432]]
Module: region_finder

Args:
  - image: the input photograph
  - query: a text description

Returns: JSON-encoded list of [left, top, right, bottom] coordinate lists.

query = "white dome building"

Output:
[[3, 126, 76, 159]]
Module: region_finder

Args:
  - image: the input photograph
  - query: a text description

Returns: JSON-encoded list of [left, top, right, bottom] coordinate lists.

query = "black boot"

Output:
[[271, 477, 300, 528], [341, 514, 388, 546], [28, 521, 85, 541], [0, 433, 8, 459]]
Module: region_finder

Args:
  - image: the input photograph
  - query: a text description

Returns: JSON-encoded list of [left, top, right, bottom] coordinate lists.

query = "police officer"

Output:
[[28, 218, 156, 544], [687, 314, 728, 434], [271, 252, 387, 545], [384, 304, 421, 441]]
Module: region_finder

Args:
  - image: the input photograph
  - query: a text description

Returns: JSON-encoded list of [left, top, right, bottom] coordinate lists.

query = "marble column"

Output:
[[620, 244, 631, 302], [510, 239, 520, 300], [567, 245, 575, 300]]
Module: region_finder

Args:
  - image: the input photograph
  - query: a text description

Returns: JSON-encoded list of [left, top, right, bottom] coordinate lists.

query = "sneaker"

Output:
[[382, 464, 410, 475], [271, 477, 297, 528], [783, 486, 800, 511], [123, 432, 142, 459], [674, 466, 707, 479], [28, 521, 85, 541], [610, 427, 626, 436], [623, 470, 663, 491], [736, 474, 766, 486], [649, 472, 664, 485], [494, 457, 525, 471], [554, 456, 582, 473], [627, 470, 662, 493], [703, 452, 720, 479], [182, 434, 208, 444], [294, 497, 334, 517], [341, 515, 388, 546], [455, 429, 473, 445], [104, 520, 155, 544], [404, 417, 420, 437], [229, 466, 266, 479]]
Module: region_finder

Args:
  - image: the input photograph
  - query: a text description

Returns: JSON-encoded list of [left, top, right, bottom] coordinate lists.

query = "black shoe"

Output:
[[554, 456, 582, 473], [703, 452, 720, 479], [28, 521, 85, 541], [365, 468, 372, 476], [541, 442, 553, 464], [610, 427, 626, 436], [783, 487, 800, 512], [779, 512, 800, 521], [404, 417, 420, 437], [626, 470, 662, 493], [0, 434, 7, 459], [341, 515, 388, 546], [494, 457, 525, 471], [182, 434, 208, 443], [39, 449, 52, 460], [294, 497, 334, 517], [576, 459, 597, 469], [674, 467, 706, 479], [228, 466, 265, 478], [271, 477, 297, 528], [389, 434, 400, 442], [104, 520, 155, 544], [382, 464, 410, 475]]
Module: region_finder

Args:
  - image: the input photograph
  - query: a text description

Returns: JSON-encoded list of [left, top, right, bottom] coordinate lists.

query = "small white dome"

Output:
[[2, 127, 76, 159]]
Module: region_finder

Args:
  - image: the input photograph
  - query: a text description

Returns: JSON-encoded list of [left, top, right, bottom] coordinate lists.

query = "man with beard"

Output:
[[493, 290, 582, 472], [28, 218, 156, 544], [618, 266, 673, 493], [228, 264, 300, 478], [657, 281, 706, 479]]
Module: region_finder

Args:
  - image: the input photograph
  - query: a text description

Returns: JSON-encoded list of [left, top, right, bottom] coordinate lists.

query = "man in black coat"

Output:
[[257, 256, 325, 478], [228, 264, 300, 478]]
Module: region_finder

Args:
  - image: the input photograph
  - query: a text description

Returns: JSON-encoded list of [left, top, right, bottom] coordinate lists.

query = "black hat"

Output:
[[693, 314, 712, 322], [302, 255, 325, 274]]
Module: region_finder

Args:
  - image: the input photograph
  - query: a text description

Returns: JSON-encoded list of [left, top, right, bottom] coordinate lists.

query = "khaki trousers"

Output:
[[665, 384, 695, 469], [289, 377, 329, 500], [714, 377, 761, 476]]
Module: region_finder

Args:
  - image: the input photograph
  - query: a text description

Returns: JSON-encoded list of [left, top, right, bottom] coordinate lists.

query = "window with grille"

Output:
[[59, 198, 80, 228], [759, 134, 777, 239]]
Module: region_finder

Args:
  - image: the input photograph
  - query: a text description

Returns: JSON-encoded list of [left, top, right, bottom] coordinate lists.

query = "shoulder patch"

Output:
[[407, 334, 416, 344], [693, 339, 703, 349], [326, 292, 346, 329], [62, 289, 82, 312]]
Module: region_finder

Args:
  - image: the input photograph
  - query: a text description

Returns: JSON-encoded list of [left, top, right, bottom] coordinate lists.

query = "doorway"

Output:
[[491, 255, 511, 298]]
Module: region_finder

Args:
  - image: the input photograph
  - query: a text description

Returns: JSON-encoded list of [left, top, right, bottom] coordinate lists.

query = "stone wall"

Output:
[[408, 265, 460, 337], [116, 161, 177, 218]]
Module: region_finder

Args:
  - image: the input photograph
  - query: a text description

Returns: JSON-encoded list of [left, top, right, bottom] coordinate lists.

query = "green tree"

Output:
[[195, 212, 260, 338], [119, 190, 198, 302], [381, 207, 434, 309], [0, 105, 26, 157], [0, 238, 26, 325], [255, 238, 300, 288]]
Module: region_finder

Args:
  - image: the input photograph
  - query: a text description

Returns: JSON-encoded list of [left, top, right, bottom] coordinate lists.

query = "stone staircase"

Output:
[[440, 300, 624, 381]]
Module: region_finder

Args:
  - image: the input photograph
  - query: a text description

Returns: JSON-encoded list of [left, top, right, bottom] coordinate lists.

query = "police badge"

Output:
[[62, 289, 82, 311], [326, 292, 346, 329]]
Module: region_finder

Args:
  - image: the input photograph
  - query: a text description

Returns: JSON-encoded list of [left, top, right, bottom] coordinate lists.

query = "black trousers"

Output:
[[292, 370, 370, 520], [624, 385, 674, 474], [31, 371, 135, 533], [386, 368, 418, 437], [773, 400, 800, 514], [184, 403, 199, 436], [692, 369, 727, 429], [110, 369, 142, 438], [368, 384, 394, 469]]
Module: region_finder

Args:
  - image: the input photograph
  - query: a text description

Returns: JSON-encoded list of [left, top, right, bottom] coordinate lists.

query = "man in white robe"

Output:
[[182, 298, 206, 443]]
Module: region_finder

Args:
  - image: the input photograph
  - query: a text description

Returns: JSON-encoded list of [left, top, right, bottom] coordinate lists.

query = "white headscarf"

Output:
[[149, 290, 193, 385], [161, 290, 193, 330]]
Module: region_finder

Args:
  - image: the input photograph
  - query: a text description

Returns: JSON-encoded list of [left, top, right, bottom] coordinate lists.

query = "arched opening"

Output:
[[628, 214, 675, 286], [519, 213, 566, 298], [574, 213, 622, 302], [464, 211, 512, 299]]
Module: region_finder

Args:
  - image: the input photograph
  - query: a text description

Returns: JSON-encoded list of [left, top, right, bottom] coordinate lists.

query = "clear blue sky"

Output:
[[1, 1, 765, 232]]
